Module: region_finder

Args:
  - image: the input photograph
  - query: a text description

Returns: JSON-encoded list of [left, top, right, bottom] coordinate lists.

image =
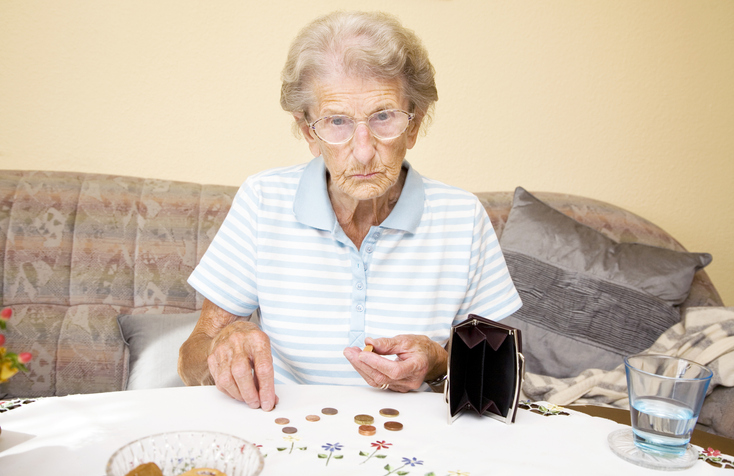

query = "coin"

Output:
[[358, 425, 376, 436], [363, 344, 373, 352], [274, 417, 290, 425], [282, 426, 298, 434], [321, 407, 338, 415], [384, 421, 403, 431], [305, 414, 321, 422], [379, 408, 399, 417], [354, 414, 374, 425]]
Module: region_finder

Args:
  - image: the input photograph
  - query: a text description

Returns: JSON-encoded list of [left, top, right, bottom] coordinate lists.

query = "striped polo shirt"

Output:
[[188, 157, 521, 386]]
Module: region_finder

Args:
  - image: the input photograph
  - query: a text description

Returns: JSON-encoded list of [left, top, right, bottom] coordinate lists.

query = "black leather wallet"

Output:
[[446, 314, 524, 424]]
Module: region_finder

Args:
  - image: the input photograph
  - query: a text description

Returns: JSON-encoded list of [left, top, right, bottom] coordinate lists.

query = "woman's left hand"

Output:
[[343, 335, 447, 392]]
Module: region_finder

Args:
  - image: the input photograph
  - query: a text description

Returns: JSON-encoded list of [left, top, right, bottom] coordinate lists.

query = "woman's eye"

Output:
[[330, 116, 349, 127], [374, 111, 391, 122]]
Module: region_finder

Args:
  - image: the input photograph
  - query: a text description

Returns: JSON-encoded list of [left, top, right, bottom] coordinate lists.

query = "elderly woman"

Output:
[[179, 11, 521, 411]]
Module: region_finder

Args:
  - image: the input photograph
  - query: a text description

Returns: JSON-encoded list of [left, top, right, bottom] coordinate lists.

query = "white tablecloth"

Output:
[[0, 385, 730, 475]]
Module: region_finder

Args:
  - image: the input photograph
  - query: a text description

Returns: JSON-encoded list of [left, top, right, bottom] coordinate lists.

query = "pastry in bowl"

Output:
[[107, 431, 263, 476]]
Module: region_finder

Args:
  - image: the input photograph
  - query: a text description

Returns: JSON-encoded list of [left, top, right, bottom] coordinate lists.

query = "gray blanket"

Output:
[[521, 306, 734, 438]]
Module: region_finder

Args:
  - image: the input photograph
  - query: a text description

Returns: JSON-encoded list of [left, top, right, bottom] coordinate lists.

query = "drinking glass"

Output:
[[608, 354, 713, 470]]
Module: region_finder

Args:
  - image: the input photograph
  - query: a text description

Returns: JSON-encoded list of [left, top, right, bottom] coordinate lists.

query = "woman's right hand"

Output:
[[207, 320, 278, 411], [178, 299, 278, 411]]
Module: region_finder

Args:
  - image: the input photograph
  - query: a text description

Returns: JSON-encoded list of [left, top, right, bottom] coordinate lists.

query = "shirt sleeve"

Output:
[[455, 198, 522, 325], [187, 179, 261, 317]]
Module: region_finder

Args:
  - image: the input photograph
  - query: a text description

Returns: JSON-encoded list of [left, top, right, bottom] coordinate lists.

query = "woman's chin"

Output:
[[347, 185, 390, 202]]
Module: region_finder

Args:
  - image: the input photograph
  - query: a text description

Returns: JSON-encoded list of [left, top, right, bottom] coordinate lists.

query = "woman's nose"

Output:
[[351, 122, 376, 164]]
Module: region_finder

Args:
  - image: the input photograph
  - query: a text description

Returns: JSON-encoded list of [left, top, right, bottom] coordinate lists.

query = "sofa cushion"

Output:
[[118, 312, 200, 390], [500, 187, 712, 378]]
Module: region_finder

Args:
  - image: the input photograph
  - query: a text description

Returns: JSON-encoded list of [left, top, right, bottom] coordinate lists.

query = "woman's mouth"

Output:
[[352, 171, 378, 180]]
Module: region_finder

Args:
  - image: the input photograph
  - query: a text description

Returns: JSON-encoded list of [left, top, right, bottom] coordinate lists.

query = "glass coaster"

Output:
[[608, 428, 698, 471]]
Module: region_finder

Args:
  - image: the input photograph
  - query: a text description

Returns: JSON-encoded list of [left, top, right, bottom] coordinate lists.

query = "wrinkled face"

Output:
[[298, 76, 421, 202]]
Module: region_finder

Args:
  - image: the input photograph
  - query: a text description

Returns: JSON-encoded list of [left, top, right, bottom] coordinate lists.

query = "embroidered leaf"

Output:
[[276, 447, 287, 451], [334, 455, 344, 460], [298, 447, 307, 451], [359, 451, 369, 456], [318, 454, 328, 459], [397, 472, 409, 475], [376, 454, 388, 459], [385, 464, 392, 471]]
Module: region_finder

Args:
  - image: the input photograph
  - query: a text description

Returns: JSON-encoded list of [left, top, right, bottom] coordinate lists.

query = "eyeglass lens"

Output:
[[312, 110, 411, 144]]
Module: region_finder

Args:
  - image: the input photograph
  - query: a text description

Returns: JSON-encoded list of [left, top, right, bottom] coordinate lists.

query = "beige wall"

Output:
[[1, 1, 732, 305]]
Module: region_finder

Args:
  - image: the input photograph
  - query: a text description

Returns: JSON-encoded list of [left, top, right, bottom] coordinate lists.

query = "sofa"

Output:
[[0, 170, 730, 437]]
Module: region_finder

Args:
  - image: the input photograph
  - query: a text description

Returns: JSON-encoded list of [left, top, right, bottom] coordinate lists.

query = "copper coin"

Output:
[[358, 425, 376, 436], [274, 417, 290, 425], [379, 408, 399, 417], [321, 407, 338, 415], [384, 421, 403, 431], [305, 414, 321, 422], [282, 426, 298, 434], [354, 414, 374, 425]]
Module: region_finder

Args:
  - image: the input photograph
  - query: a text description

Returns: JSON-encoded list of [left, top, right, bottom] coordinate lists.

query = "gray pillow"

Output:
[[117, 312, 200, 390], [501, 187, 711, 306], [500, 187, 712, 378]]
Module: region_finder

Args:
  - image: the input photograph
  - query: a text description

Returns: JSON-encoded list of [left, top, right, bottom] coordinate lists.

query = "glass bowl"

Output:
[[106, 430, 264, 476]]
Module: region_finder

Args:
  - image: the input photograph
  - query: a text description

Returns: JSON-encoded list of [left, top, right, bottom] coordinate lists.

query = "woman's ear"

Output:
[[294, 112, 322, 157], [406, 112, 423, 150]]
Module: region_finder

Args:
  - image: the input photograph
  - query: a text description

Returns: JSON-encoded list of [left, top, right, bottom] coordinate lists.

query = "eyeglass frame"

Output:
[[307, 109, 416, 145]]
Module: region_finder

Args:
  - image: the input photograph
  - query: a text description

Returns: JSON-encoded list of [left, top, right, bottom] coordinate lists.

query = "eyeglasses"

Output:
[[308, 109, 415, 145]]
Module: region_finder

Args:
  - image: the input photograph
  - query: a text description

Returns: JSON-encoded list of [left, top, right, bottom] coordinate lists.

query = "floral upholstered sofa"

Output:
[[0, 170, 730, 437]]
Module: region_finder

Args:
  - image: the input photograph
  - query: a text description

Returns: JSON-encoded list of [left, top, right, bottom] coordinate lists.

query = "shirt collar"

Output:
[[293, 157, 424, 234]]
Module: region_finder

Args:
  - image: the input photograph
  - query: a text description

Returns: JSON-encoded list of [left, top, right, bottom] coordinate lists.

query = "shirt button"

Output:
[[356, 282, 364, 290], [373, 232, 381, 239], [356, 304, 364, 312], [366, 246, 373, 253]]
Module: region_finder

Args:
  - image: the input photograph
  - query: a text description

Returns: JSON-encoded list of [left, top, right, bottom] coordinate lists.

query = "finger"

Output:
[[365, 336, 405, 355], [208, 351, 244, 402], [251, 350, 277, 411], [344, 347, 383, 386], [343, 346, 362, 363], [358, 351, 403, 379], [230, 352, 261, 408]]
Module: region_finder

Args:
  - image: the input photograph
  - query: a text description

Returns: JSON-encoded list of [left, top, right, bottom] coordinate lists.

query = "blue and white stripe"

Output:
[[188, 157, 521, 386]]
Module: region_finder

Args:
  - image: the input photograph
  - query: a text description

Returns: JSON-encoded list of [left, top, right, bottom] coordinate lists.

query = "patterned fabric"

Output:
[[0, 170, 723, 398], [0, 170, 235, 397]]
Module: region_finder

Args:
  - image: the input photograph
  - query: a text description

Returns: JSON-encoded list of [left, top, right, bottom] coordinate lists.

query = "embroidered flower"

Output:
[[361, 440, 392, 464], [384, 457, 424, 475], [371, 441, 392, 450], [401, 457, 423, 466], [322, 442, 343, 452], [318, 442, 344, 466], [704, 448, 721, 458]]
